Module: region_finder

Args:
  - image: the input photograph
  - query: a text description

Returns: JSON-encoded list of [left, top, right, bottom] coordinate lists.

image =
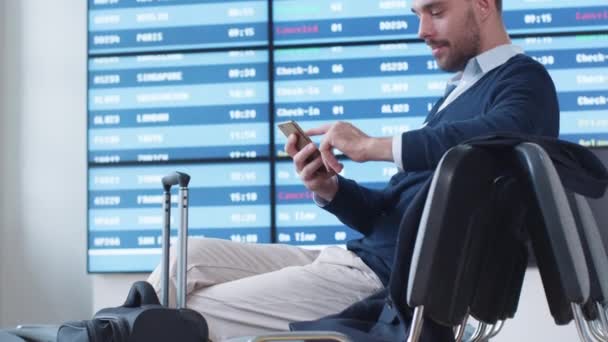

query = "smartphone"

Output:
[[277, 120, 326, 169], [277, 120, 314, 151]]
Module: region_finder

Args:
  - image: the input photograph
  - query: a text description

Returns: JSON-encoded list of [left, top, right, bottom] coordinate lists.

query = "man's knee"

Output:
[[166, 237, 228, 270], [148, 238, 216, 286]]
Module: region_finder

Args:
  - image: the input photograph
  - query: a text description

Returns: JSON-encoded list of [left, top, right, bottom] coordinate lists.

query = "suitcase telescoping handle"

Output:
[[161, 172, 191, 309]]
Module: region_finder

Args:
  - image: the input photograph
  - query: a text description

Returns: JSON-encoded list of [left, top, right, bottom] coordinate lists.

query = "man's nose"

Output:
[[417, 14, 433, 40]]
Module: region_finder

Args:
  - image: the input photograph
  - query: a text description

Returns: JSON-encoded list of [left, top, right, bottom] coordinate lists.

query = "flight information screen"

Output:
[[88, 0, 269, 54], [275, 160, 396, 246], [88, 162, 271, 272], [87, 1, 608, 272], [272, 0, 418, 45], [272, 0, 608, 46], [504, 1, 608, 36], [88, 49, 269, 163]]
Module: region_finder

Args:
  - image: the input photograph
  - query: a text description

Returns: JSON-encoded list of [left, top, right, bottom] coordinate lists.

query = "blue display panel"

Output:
[[273, 43, 433, 155], [272, 0, 417, 46], [88, 49, 270, 163], [87, 1, 608, 273], [272, 0, 607, 46], [275, 160, 397, 246], [88, 162, 271, 272], [515, 34, 608, 147], [88, 0, 268, 54], [504, 1, 608, 35]]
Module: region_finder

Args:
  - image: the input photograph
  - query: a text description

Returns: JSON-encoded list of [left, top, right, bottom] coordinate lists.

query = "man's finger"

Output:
[[319, 142, 343, 174], [293, 143, 319, 171], [300, 155, 325, 181], [325, 153, 343, 173], [284, 134, 299, 157], [306, 124, 332, 137]]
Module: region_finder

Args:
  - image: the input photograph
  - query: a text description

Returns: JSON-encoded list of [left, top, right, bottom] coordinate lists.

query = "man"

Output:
[[148, 0, 559, 340]]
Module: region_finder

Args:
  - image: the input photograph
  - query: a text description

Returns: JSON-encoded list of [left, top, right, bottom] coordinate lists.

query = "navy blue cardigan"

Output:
[[323, 54, 560, 285]]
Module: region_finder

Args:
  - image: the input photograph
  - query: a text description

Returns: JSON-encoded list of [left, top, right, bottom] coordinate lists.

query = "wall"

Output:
[[1, 0, 23, 327], [92, 274, 147, 310], [494, 269, 578, 341], [0, 0, 92, 328], [0, 0, 6, 325]]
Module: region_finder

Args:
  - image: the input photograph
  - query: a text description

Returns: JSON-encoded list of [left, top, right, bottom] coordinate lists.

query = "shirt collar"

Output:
[[450, 44, 523, 85]]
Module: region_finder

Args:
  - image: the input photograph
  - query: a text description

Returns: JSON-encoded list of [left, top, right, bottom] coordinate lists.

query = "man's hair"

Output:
[[496, 0, 502, 12]]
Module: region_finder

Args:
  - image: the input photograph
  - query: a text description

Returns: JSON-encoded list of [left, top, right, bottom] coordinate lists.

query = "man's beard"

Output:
[[437, 8, 481, 72]]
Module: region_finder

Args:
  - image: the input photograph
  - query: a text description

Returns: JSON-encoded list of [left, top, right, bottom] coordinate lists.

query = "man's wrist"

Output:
[[364, 137, 394, 162], [313, 175, 339, 203]]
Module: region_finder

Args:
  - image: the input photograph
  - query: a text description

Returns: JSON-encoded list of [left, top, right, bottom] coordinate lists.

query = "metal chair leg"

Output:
[[406, 306, 425, 342], [589, 320, 607, 341], [488, 320, 504, 338], [480, 324, 494, 341], [596, 303, 608, 338], [454, 313, 469, 342], [573, 303, 601, 342], [468, 322, 488, 342]]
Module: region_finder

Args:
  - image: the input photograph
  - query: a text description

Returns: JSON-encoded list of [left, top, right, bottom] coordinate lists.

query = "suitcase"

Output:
[[53, 171, 208, 342]]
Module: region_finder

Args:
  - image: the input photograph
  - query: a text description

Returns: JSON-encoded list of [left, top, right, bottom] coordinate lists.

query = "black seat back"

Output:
[[402, 140, 604, 342], [406, 145, 503, 326], [515, 143, 590, 325], [568, 192, 608, 321], [469, 176, 529, 324]]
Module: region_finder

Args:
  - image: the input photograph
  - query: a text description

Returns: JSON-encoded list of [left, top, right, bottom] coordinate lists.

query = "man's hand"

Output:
[[307, 121, 394, 174], [285, 134, 338, 202]]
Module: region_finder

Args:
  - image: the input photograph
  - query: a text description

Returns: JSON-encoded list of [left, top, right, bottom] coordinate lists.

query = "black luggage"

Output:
[[56, 171, 208, 342]]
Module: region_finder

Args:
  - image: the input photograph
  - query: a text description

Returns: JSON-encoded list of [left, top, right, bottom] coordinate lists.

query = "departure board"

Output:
[[272, 0, 608, 46], [88, 50, 269, 163], [272, 0, 418, 45], [275, 160, 396, 246], [504, 1, 608, 35], [87, 0, 608, 272], [88, 162, 271, 272], [88, 0, 269, 54]]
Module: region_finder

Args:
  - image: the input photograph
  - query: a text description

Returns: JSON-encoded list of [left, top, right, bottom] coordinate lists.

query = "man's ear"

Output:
[[473, 0, 492, 22]]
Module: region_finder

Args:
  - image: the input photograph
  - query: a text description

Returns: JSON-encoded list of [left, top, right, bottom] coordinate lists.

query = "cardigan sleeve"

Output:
[[321, 175, 386, 236], [399, 58, 559, 172]]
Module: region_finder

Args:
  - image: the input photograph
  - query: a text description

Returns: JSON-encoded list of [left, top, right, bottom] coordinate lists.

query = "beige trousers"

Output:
[[147, 238, 384, 341]]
